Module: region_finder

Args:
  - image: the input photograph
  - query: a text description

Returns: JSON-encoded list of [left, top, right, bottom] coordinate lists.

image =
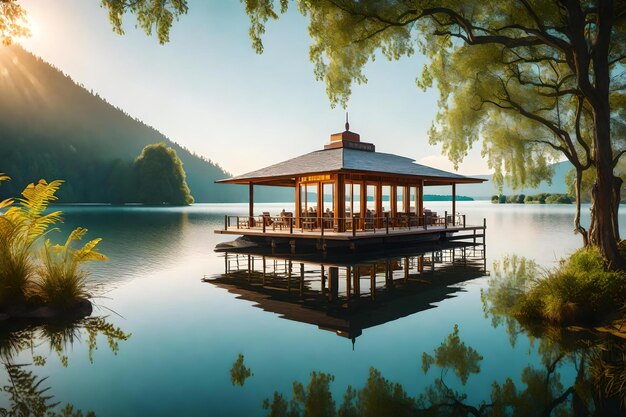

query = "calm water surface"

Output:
[[1, 201, 624, 416]]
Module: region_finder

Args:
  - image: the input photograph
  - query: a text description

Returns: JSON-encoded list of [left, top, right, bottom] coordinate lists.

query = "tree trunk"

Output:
[[588, 119, 623, 269], [574, 167, 589, 246], [611, 175, 622, 242], [584, 0, 623, 269]]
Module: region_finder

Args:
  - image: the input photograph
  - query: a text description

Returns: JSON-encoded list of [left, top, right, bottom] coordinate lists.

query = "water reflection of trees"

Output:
[[235, 255, 626, 417], [0, 317, 129, 417]]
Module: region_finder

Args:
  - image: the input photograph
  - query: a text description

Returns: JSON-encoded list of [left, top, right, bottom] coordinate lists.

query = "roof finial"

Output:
[[345, 112, 350, 131]]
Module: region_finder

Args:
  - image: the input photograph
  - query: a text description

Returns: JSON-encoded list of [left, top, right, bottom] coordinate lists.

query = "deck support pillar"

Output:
[[404, 257, 409, 282], [370, 266, 376, 300], [248, 182, 254, 225], [321, 265, 326, 294], [328, 267, 339, 302], [354, 267, 360, 297], [299, 263, 305, 297], [262, 256, 266, 285], [452, 183, 456, 222], [346, 266, 352, 300]]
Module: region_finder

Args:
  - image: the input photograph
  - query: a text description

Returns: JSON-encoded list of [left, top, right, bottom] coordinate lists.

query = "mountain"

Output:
[[0, 45, 290, 203], [450, 161, 572, 199]]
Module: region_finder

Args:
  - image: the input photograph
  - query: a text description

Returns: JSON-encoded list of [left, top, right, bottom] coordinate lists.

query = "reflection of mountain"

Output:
[[207, 242, 486, 340]]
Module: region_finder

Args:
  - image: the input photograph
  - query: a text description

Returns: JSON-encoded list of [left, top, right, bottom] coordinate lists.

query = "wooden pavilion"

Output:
[[216, 121, 486, 249]]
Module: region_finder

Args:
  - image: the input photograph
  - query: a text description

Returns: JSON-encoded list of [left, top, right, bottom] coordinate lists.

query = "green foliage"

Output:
[[0, 315, 129, 417], [0, 179, 63, 303], [100, 0, 188, 45], [485, 250, 626, 326], [133, 143, 194, 205], [421, 324, 483, 385], [0, 0, 30, 45], [492, 193, 572, 205], [230, 354, 253, 387], [35, 228, 107, 308], [0, 177, 104, 307]]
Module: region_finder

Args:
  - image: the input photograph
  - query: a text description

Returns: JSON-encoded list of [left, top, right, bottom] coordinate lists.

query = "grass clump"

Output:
[[515, 247, 626, 325], [0, 174, 106, 311], [35, 227, 107, 308]]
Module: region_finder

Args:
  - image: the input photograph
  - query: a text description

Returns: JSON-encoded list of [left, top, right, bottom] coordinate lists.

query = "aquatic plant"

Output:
[[0, 176, 106, 312], [35, 227, 107, 308], [516, 247, 626, 325], [0, 178, 63, 304]]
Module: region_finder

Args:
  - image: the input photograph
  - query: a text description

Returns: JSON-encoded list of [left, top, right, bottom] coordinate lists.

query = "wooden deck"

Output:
[[215, 215, 486, 251]]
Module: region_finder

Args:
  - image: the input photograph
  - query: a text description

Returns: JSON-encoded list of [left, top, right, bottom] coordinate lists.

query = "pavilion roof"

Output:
[[217, 147, 485, 186]]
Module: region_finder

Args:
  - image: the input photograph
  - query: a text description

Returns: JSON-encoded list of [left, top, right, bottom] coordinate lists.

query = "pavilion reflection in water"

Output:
[[205, 241, 487, 341]]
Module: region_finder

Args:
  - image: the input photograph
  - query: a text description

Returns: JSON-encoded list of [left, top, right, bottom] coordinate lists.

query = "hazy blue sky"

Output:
[[19, 0, 489, 176]]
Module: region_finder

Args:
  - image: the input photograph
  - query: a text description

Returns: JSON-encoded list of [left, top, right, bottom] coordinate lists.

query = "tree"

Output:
[[133, 143, 194, 205], [0, 0, 29, 45], [231, 0, 626, 267]]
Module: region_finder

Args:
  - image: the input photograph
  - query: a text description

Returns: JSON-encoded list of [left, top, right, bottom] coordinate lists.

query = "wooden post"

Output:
[[248, 182, 254, 226], [404, 257, 409, 282], [329, 267, 339, 302], [321, 265, 326, 294], [224, 215, 228, 230], [452, 183, 456, 222], [391, 185, 397, 219], [445, 210, 448, 229], [287, 260, 292, 292], [262, 256, 266, 285], [300, 263, 305, 297], [376, 182, 383, 228], [247, 255, 252, 282], [370, 266, 376, 300], [317, 181, 323, 227], [295, 181, 301, 228], [346, 266, 352, 300], [354, 267, 360, 297], [334, 174, 345, 232], [418, 181, 424, 225], [418, 255, 424, 273]]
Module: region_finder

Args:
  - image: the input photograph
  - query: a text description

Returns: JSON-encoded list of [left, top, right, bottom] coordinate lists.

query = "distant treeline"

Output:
[[491, 193, 573, 204], [424, 194, 474, 201]]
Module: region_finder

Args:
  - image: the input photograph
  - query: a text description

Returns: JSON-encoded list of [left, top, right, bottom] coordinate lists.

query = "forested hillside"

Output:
[[0, 45, 289, 203]]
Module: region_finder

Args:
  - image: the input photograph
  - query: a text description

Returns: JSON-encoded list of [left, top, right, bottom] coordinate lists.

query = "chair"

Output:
[[260, 212, 273, 227]]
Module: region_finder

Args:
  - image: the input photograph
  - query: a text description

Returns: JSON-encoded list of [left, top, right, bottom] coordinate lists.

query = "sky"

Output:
[[18, 0, 490, 177]]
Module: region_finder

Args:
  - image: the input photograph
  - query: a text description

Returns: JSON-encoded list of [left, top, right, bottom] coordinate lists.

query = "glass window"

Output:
[[366, 184, 376, 213]]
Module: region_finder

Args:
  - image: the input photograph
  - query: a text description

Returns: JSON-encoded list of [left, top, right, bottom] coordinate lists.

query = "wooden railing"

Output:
[[223, 211, 473, 236]]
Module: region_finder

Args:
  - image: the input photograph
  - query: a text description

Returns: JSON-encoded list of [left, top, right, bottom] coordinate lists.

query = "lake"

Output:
[[1, 201, 624, 416]]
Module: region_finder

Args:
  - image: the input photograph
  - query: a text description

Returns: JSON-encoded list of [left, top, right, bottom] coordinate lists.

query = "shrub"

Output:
[[0, 176, 105, 309], [498, 194, 506, 204], [524, 195, 535, 203], [517, 194, 525, 204], [35, 227, 107, 308], [491, 195, 499, 203], [516, 247, 626, 325], [0, 179, 63, 304]]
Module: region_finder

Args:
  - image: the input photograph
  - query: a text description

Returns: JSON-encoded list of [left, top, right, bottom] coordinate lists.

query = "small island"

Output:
[[491, 193, 573, 204]]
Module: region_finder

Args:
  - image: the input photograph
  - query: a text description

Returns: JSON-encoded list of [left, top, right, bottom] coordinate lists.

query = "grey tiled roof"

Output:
[[220, 147, 483, 182]]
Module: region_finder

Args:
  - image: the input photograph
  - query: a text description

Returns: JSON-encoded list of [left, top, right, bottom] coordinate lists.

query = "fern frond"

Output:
[[64, 227, 87, 248], [74, 238, 108, 262], [18, 179, 64, 216]]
